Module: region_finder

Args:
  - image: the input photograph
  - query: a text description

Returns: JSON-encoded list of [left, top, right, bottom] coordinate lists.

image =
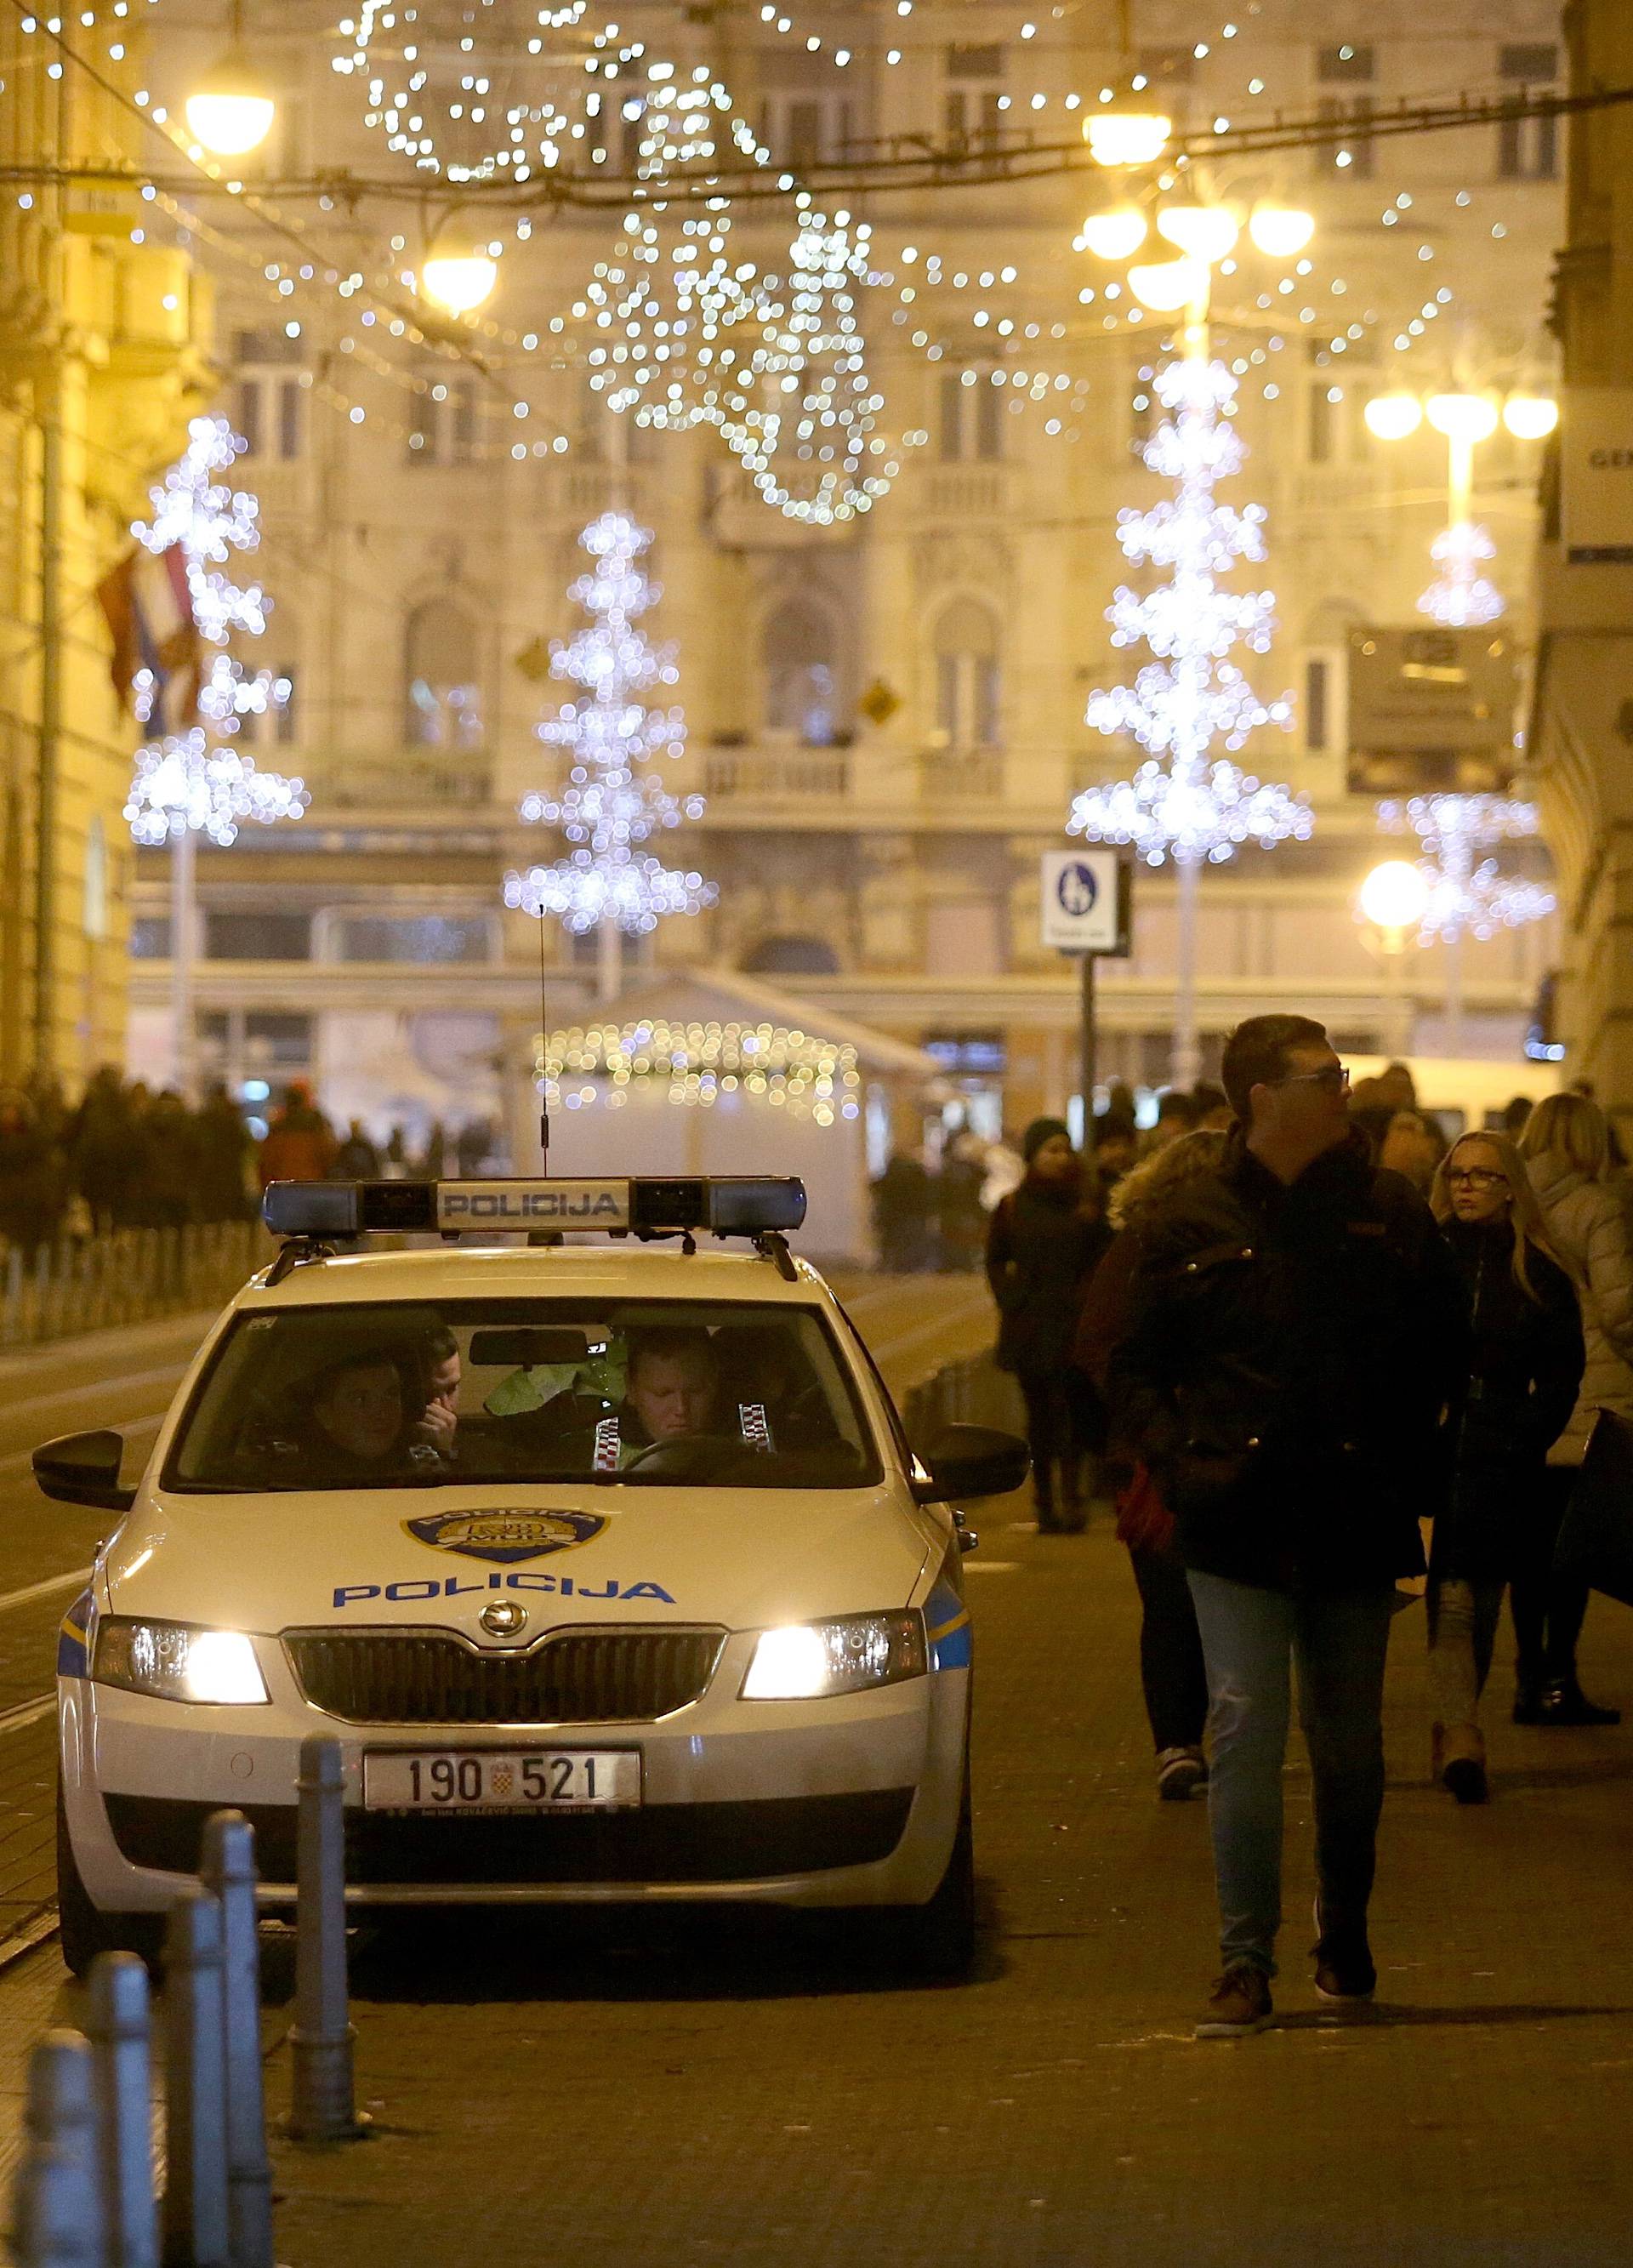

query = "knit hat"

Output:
[[1021, 1115, 1073, 1164]]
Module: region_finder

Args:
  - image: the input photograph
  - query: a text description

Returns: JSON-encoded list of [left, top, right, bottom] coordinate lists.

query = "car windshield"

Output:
[[163, 1297, 882, 1493]]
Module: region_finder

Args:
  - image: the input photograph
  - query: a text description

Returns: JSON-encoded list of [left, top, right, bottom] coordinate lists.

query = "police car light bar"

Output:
[[262, 1176, 807, 1241]]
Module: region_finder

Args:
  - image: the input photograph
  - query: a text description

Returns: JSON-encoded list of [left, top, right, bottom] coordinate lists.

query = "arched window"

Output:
[[934, 598, 1001, 748], [742, 933, 841, 977], [762, 601, 839, 747], [404, 601, 483, 749]]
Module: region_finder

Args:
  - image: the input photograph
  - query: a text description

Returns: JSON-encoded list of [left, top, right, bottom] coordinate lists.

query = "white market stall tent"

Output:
[[507, 971, 937, 1265]]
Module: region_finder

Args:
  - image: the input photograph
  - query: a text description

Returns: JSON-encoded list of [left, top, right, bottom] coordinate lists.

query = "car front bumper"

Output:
[[60, 1630, 969, 1912]]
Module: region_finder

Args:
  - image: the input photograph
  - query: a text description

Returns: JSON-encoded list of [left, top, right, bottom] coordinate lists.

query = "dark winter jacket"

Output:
[[1431, 1215, 1585, 1584], [1107, 1131, 1470, 1592], [987, 1171, 1112, 1377]]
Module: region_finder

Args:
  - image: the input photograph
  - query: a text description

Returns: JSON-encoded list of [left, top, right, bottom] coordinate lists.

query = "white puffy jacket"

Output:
[[1525, 1151, 1633, 1464]]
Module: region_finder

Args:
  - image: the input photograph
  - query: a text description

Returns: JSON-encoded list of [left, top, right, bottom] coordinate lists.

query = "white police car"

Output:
[[37, 1176, 1026, 1977]]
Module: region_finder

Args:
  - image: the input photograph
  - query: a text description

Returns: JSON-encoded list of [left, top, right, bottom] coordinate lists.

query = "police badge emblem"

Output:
[[401, 1508, 607, 1564]]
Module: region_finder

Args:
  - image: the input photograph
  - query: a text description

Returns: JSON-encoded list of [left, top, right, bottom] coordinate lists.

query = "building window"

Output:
[[758, 89, 852, 167], [940, 368, 1003, 463], [407, 379, 480, 466], [83, 816, 108, 940], [405, 601, 484, 748], [945, 44, 1004, 151], [1317, 43, 1376, 178], [1305, 658, 1330, 752], [762, 601, 839, 745], [335, 915, 492, 964], [129, 915, 170, 958], [203, 910, 313, 960], [234, 373, 303, 461], [1499, 44, 1558, 180], [933, 598, 1001, 748], [742, 934, 841, 977]]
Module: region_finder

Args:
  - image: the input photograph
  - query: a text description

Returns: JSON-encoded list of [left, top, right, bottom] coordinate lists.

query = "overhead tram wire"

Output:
[[1, 79, 1625, 209]]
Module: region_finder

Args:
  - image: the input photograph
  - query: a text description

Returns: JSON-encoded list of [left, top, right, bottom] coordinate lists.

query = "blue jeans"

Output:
[[1186, 1570, 1396, 1978]]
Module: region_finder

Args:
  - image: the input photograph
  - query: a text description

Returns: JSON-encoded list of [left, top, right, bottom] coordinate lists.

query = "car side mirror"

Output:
[[913, 1423, 1030, 1505], [32, 1430, 136, 1513]]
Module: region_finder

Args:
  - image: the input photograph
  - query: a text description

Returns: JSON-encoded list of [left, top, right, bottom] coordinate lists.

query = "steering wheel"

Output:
[[620, 1431, 755, 1482]]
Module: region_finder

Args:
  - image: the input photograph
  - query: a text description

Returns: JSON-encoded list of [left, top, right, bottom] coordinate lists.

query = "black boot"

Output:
[[1539, 1677, 1622, 1728], [1512, 1674, 1548, 1726]]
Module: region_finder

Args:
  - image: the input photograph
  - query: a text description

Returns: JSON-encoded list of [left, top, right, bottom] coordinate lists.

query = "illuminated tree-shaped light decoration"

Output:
[[1419, 521, 1505, 630], [1067, 358, 1309, 1086], [504, 511, 714, 947], [122, 413, 308, 846], [1379, 793, 1556, 943]]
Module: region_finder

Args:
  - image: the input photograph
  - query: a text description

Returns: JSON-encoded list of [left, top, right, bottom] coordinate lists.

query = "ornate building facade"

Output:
[[121, 0, 1565, 1148]]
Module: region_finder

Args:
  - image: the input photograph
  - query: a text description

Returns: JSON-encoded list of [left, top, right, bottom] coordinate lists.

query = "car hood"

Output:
[[105, 1482, 935, 1637]]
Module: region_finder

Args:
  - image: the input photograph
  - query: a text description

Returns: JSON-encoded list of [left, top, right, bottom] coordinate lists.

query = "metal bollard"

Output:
[[288, 1735, 361, 2142], [86, 1952, 158, 2268], [14, 2031, 105, 2267], [201, 1813, 275, 2268], [162, 1888, 230, 2268]]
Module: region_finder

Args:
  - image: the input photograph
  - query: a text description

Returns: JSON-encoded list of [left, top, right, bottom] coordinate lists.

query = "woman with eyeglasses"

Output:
[[1427, 1132, 1585, 1803]]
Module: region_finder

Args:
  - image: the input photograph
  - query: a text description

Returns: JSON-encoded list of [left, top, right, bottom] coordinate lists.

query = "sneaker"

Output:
[[1157, 1747, 1208, 1803], [1195, 1963, 1273, 2038], [1312, 1899, 1375, 2003]]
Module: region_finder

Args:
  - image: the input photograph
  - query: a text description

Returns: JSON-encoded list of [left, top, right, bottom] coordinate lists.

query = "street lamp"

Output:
[[1363, 385, 1557, 627], [185, 0, 276, 157], [1079, 207, 1148, 262], [1358, 858, 1431, 940], [1084, 80, 1172, 169], [419, 221, 498, 317]]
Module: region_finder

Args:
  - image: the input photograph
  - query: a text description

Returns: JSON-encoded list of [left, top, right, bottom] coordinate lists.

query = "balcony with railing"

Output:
[[918, 744, 1004, 801], [702, 743, 852, 803]]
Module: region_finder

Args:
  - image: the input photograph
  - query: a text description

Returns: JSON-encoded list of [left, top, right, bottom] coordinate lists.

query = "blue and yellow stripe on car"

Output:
[[56, 1587, 94, 1678], [925, 1576, 972, 1672]]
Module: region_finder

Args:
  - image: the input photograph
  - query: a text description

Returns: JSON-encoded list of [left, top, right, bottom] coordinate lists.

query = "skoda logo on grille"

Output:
[[479, 1599, 528, 1640]]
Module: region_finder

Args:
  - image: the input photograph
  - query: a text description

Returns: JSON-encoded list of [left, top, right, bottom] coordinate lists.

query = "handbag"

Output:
[[1554, 1408, 1633, 1609]]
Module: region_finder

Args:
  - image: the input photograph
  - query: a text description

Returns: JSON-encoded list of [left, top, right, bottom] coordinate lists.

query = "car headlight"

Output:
[[741, 1612, 926, 1701], [92, 1618, 269, 1706]]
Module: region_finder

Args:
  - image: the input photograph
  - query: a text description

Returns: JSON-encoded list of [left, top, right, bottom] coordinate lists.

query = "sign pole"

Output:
[[1079, 951, 1096, 1155]]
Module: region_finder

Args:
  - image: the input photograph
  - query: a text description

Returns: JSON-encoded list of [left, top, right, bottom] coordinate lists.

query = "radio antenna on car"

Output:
[[537, 909, 550, 1171]]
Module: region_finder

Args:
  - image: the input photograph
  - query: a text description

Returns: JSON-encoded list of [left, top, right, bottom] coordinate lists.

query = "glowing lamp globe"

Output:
[[1363, 392, 1425, 443], [1081, 208, 1148, 261], [1127, 257, 1208, 313], [1504, 395, 1559, 442], [420, 227, 498, 316], [184, 52, 276, 156], [1425, 393, 1499, 445], [1359, 859, 1430, 932], [1156, 204, 1239, 265], [1084, 90, 1171, 169], [1248, 204, 1316, 259]]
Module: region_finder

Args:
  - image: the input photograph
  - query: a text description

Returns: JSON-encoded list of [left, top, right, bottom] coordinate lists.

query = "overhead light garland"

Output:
[[541, 1017, 862, 1124], [504, 510, 713, 937], [1378, 793, 1556, 943]]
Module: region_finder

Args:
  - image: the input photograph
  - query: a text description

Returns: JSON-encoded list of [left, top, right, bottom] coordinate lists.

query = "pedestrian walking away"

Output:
[[1108, 1015, 1468, 2037], [1075, 1129, 1228, 1802], [987, 1117, 1111, 1534], [1514, 1091, 1630, 1726], [1428, 1131, 1587, 1801]]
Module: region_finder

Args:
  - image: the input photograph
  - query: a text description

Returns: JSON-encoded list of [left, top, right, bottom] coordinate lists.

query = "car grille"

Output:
[[283, 1627, 726, 1726]]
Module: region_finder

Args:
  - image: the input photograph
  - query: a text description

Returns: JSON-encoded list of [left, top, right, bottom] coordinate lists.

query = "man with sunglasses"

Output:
[[1108, 1013, 1467, 2037]]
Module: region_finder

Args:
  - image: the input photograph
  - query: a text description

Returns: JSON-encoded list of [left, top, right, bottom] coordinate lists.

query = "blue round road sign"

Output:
[[1055, 862, 1100, 919]]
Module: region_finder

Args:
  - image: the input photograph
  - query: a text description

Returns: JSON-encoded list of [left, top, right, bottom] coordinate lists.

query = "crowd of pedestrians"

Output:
[[980, 1017, 1629, 2037], [0, 1072, 496, 1260]]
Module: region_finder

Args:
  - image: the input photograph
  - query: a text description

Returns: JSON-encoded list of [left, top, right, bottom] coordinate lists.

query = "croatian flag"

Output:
[[96, 542, 202, 735]]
